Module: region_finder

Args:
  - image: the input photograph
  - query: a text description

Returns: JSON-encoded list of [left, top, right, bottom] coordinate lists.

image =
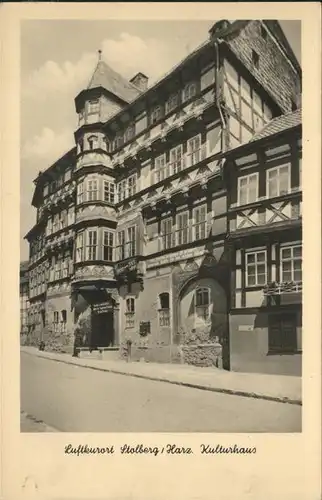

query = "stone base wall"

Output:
[[181, 343, 223, 368]]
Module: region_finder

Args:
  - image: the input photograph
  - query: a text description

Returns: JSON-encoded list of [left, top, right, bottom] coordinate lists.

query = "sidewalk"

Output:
[[21, 346, 302, 405]]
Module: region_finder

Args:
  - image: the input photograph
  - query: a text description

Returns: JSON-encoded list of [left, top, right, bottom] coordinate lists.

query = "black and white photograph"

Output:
[[19, 18, 303, 433]]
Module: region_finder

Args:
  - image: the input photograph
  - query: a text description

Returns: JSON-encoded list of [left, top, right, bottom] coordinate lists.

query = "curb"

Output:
[[21, 349, 302, 406]]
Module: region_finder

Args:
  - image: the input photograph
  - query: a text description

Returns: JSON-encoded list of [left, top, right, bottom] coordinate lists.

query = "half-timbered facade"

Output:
[[20, 261, 30, 337], [225, 109, 302, 374], [24, 20, 301, 370]]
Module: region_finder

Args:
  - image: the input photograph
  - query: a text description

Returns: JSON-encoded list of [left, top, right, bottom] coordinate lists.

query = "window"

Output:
[[77, 181, 84, 204], [88, 135, 98, 150], [53, 311, 59, 333], [61, 310, 67, 334], [252, 50, 259, 68], [54, 256, 62, 280], [118, 230, 126, 260], [266, 164, 290, 198], [176, 212, 189, 246], [170, 145, 183, 174], [118, 179, 127, 202], [165, 93, 179, 114], [280, 245, 302, 282], [62, 257, 68, 278], [102, 137, 110, 152], [238, 173, 258, 205], [112, 134, 123, 151], [187, 135, 201, 166], [78, 139, 84, 154], [161, 218, 173, 250], [193, 205, 207, 240], [64, 169, 71, 182], [182, 82, 197, 102], [43, 184, 49, 197], [125, 298, 135, 328], [88, 99, 99, 115], [158, 293, 170, 327], [104, 180, 115, 203], [87, 179, 98, 201], [47, 217, 53, 236], [53, 213, 59, 233], [154, 154, 168, 183], [124, 123, 135, 142], [246, 250, 267, 286], [86, 230, 97, 260], [151, 105, 162, 124], [127, 226, 136, 258], [128, 175, 137, 197], [103, 230, 114, 261], [195, 287, 210, 321]]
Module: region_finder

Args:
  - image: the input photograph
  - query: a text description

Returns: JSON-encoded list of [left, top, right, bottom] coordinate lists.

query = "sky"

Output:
[[20, 19, 301, 261]]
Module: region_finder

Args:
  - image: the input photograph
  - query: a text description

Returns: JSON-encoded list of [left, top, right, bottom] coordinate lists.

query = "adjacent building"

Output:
[[225, 109, 302, 374], [24, 20, 302, 371], [20, 261, 29, 337]]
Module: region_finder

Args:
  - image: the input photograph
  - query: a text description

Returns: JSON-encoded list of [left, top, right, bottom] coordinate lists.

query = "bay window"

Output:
[[87, 179, 98, 201], [86, 230, 97, 260], [77, 181, 84, 204], [245, 250, 267, 286], [195, 287, 210, 321], [161, 218, 173, 250], [176, 212, 189, 245], [76, 232, 84, 262], [193, 205, 207, 240], [117, 230, 126, 260], [238, 173, 258, 205], [127, 226, 136, 257], [170, 144, 183, 174], [280, 244, 302, 282], [104, 180, 115, 203], [103, 230, 114, 261], [266, 164, 290, 198], [187, 135, 201, 166]]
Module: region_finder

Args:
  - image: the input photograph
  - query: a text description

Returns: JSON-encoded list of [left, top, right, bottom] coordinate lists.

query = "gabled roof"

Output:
[[87, 59, 141, 103], [250, 108, 302, 142]]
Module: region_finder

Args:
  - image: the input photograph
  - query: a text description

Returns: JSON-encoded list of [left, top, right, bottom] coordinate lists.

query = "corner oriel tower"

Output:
[[71, 50, 141, 349]]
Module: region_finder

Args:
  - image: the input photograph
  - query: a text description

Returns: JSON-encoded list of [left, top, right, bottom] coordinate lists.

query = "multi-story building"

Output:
[[225, 109, 302, 375], [20, 261, 29, 336], [24, 20, 301, 370]]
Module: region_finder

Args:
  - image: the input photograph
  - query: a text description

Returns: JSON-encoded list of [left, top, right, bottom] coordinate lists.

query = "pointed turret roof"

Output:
[[87, 54, 142, 103]]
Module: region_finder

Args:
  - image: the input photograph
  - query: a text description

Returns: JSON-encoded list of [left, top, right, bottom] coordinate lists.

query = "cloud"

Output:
[[22, 127, 74, 165], [23, 33, 177, 100]]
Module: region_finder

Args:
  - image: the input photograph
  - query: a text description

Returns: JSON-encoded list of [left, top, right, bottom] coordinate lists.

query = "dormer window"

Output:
[[88, 99, 99, 115], [151, 105, 162, 124], [88, 135, 98, 150], [182, 82, 197, 103]]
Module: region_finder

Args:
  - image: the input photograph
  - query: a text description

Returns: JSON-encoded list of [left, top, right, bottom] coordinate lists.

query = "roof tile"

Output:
[[250, 109, 302, 142]]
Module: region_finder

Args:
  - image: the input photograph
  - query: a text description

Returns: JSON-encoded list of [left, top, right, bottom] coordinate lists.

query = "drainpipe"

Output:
[[214, 39, 227, 155]]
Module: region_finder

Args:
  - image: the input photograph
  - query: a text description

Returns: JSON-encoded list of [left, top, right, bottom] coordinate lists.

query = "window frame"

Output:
[[245, 249, 267, 287], [176, 211, 190, 246], [103, 180, 115, 204], [194, 286, 211, 321], [182, 81, 197, 102], [266, 163, 291, 199], [237, 172, 259, 206], [161, 217, 173, 250], [86, 178, 99, 202], [125, 297, 135, 329], [192, 204, 207, 241], [150, 105, 162, 125], [165, 93, 179, 114], [187, 134, 202, 167], [85, 229, 98, 261], [158, 292, 170, 327], [280, 244, 302, 283], [169, 144, 183, 175]]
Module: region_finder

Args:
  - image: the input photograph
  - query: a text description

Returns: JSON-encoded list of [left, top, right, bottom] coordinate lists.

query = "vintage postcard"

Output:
[[1, 2, 321, 499]]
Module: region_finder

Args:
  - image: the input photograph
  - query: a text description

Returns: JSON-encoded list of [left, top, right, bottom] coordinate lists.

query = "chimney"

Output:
[[209, 20, 231, 39], [129, 72, 148, 92]]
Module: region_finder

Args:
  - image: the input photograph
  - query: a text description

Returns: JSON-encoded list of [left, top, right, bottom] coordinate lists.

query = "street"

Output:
[[21, 352, 301, 432]]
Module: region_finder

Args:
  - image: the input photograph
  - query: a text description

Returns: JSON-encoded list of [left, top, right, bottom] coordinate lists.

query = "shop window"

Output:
[[158, 293, 170, 327], [125, 298, 135, 328], [195, 287, 210, 321]]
